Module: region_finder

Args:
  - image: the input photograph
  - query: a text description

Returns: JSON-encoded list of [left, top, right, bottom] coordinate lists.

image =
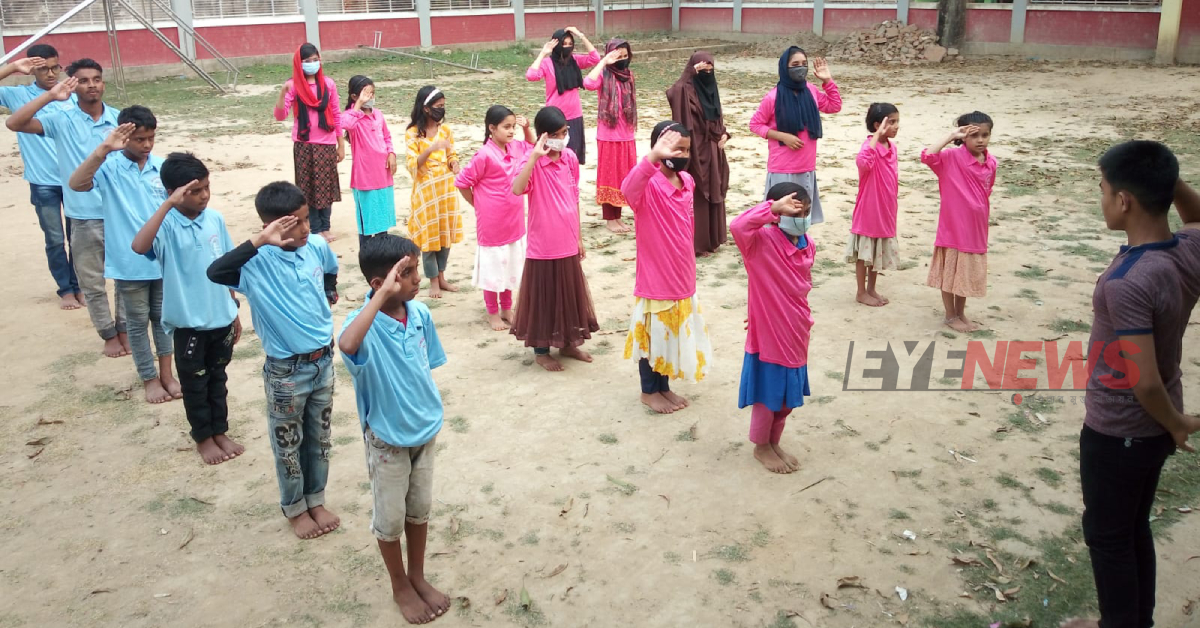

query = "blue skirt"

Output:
[[352, 186, 397, 236], [738, 352, 810, 411]]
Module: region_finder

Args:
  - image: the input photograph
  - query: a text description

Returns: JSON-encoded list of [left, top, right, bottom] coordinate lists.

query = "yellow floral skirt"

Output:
[[623, 295, 712, 383]]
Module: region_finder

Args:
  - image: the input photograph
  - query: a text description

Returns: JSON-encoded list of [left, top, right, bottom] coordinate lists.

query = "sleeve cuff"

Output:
[[1115, 328, 1153, 336]]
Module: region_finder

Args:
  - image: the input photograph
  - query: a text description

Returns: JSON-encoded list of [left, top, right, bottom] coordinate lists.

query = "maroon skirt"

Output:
[[510, 255, 599, 349], [294, 141, 342, 210]]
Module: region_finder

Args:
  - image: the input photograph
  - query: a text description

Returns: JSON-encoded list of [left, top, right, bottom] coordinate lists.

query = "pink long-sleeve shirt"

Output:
[[517, 149, 580, 260], [749, 82, 842, 174], [583, 74, 635, 142], [342, 108, 394, 191], [525, 51, 602, 121], [621, 157, 697, 300], [851, 136, 900, 239], [274, 77, 343, 145], [455, 138, 531, 247], [731, 201, 815, 368], [921, 145, 997, 255]]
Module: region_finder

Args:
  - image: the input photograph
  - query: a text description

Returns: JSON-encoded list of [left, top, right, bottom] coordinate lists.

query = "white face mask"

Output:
[[546, 134, 568, 152], [301, 60, 321, 76], [361, 98, 375, 109], [779, 214, 812, 237]]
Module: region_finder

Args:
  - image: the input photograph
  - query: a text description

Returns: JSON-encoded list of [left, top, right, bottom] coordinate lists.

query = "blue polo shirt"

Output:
[[40, 103, 119, 220], [147, 208, 238, 334], [0, 84, 76, 186], [340, 299, 446, 448], [236, 234, 338, 359], [93, 151, 167, 281]]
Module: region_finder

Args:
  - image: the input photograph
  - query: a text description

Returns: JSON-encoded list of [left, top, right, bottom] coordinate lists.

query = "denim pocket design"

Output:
[[268, 375, 296, 415]]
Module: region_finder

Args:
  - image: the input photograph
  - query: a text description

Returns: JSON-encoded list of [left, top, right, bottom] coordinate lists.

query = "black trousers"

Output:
[[639, 358, 671, 394], [174, 325, 236, 442], [1079, 425, 1175, 628]]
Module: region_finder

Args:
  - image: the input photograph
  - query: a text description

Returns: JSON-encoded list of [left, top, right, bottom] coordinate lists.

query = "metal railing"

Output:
[[317, 0, 415, 13], [428, 0, 512, 10], [2, 0, 170, 29], [193, 0, 300, 19]]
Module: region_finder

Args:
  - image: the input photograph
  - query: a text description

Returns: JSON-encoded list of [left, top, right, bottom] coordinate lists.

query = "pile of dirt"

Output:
[[827, 20, 958, 64], [750, 31, 830, 58]]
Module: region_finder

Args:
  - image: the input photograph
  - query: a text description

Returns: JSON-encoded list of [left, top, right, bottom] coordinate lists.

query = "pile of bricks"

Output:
[[827, 20, 959, 64]]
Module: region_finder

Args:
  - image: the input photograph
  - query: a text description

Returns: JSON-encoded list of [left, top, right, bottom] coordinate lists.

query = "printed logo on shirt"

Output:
[[147, 177, 167, 202], [312, 265, 323, 286], [208, 234, 223, 259]]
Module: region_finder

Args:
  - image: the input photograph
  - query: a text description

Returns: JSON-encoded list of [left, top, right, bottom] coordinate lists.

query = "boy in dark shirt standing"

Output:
[[1064, 141, 1200, 628]]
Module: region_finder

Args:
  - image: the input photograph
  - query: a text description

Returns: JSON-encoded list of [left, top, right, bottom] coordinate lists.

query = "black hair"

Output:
[[866, 102, 899, 132], [346, 74, 374, 110], [407, 85, 443, 136], [160, 152, 209, 191], [66, 58, 102, 77], [28, 44, 59, 60], [359, 234, 422, 282], [484, 105, 515, 142], [788, 47, 807, 62], [533, 106, 568, 138], [649, 120, 691, 150], [117, 105, 157, 130], [255, 181, 307, 222], [299, 43, 320, 60], [953, 111, 993, 146], [1098, 140, 1179, 215], [767, 181, 810, 203]]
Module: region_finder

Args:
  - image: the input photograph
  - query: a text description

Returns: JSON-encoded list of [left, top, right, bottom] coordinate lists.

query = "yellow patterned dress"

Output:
[[623, 296, 712, 382], [406, 124, 463, 252]]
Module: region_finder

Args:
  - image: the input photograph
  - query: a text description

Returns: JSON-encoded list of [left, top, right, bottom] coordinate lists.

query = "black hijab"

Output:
[[689, 52, 721, 121], [774, 46, 822, 145], [550, 29, 583, 95]]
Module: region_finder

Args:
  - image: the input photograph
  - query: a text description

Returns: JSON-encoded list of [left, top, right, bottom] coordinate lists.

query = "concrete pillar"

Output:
[[513, 0, 525, 41], [936, 0, 967, 49], [1010, 0, 1028, 44], [813, 0, 824, 37], [1156, 0, 1183, 64], [170, 0, 196, 60], [595, 0, 604, 36], [733, 0, 743, 32], [301, 0, 321, 50], [671, 0, 680, 32], [417, 0, 432, 49], [897, 0, 909, 24]]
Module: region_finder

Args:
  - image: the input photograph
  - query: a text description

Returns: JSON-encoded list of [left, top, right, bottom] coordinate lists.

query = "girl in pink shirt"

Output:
[[584, 39, 637, 234], [749, 46, 841, 226], [274, 43, 345, 241], [342, 76, 397, 247], [454, 105, 535, 331], [732, 182, 815, 475], [509, 106, 599, 372], [525, 27, 600, 166], [621, 122, 713, 415], [845, 103, 901, 307], [922, 111, 997, 333]]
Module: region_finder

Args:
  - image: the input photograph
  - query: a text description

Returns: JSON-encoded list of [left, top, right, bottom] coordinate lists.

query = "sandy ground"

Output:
[[1, 57, 1199, 628]]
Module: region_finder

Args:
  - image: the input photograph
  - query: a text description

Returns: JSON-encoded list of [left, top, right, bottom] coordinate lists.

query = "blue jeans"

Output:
[[115, 279, 173, 380], [30, 183, 78, 296], [263, 351, 335, 518]]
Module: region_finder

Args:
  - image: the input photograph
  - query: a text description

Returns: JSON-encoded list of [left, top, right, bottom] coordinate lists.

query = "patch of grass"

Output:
[[824, 370, 844, 381], [597, 433, 618, 445], [969, 329, 996, 339], [1059, 242, 1113, 263], [1015, 265, 1052, 280], [600, 264, 623, 274], [888, 508, 912, 521], [324, 595, 372, 627], [333, 435, 356, 446], [996, 472, 1025, 491], [519, 531, 540, 546], [481, 482, 494, 494], [448, 416, 469, 433], [1017, 287, 1040, 301], [1043, 501, 1075, 516], [232, 339, 263, 361], [501, 350, 523, 361], [810, 395, 836, 406], [613, 522, 636, 534], [712, 568, 737, 586], [675, 427, 696, 442], [502, 593, 549, 627], [981, 498, 998, 511], [1036, 467, 1064, 488], [663, 551, 682, 565], [605, 475, 638, 496], [897, 259, 919, 271], [751, 526, 771, 548], [591, 339, 613, 355], [939, 330, 958, 339], [1050, 318, 1091, 334], [709, 543, 751, 562], [894, 469, 923, 479]]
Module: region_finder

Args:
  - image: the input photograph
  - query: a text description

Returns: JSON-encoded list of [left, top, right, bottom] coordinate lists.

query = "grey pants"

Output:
[[71, 219, 125, 340], [422, 248, 450, 280], [764, 171, 824, 225], [115, 279, 173, 380]]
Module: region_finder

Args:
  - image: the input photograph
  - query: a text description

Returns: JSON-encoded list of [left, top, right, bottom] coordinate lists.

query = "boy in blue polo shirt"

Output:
[[338, 234, 449, 624], [8, 58, 126, 357], [0, 44, 81, 309], [69, 106, 179, 405], [131, 152, 244, 466], [208, 181, 341, 541]]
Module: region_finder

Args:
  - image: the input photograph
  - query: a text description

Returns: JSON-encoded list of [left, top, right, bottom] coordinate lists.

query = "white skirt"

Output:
[[472, 236, 526, 293], [623, 294, 713, 383]]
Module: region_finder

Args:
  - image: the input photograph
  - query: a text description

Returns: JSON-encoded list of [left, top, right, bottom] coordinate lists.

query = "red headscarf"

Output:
[[291, 47, 336, 137]]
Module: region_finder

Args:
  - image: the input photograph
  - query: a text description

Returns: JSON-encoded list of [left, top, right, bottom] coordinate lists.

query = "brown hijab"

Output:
[[666, 51, 729, 203]]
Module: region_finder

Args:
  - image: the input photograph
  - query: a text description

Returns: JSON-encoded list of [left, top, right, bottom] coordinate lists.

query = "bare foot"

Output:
[[487, 313, 509, 331], [102, 337, 128, 358], [288, 511, 324, 540], [1058, 619, 1099, 628], [213, 434, 245, 458], [945, 317, 972, 333], [411, 577, 450, 618], [868, 290, 889, 305], [560, 345, 593, 363], [392, 580, 437, 624], [535, 354, 564, 372], [59, 293, 82, 310], [144, 378, 173, 404], [500, 308, 515, 324], [772, 443, 800, 471], [322, 231, 338, 243], [119, 332, 131, 354], [961, 316, 980, 332], [196, 437, 230, 465], [309, 505, 340, 534], [856, 292, 885, 307], [438, 277, 459, 293], [754, 444, 793, 474], [605, 219, 631, 234], [660, 390, 689, 410], [161, 374, 183, 399], [641, 392, 675, 414], [427, 283, 442, 299]]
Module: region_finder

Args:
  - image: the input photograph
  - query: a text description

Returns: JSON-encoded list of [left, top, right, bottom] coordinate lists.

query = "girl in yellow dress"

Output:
[[406, 85, 462, 298]]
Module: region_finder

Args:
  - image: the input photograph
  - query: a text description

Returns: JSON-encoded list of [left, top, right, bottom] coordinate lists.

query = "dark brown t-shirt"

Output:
[[1085, 229, 1200, 438]]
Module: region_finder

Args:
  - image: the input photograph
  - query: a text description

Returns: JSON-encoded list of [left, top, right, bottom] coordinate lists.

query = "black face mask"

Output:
[[554, 46, 573, 59], [613, 59, 630, 71], [664, 156, 689, 172], [429, 107, 446, 122], [695, 70, 715, 86]]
